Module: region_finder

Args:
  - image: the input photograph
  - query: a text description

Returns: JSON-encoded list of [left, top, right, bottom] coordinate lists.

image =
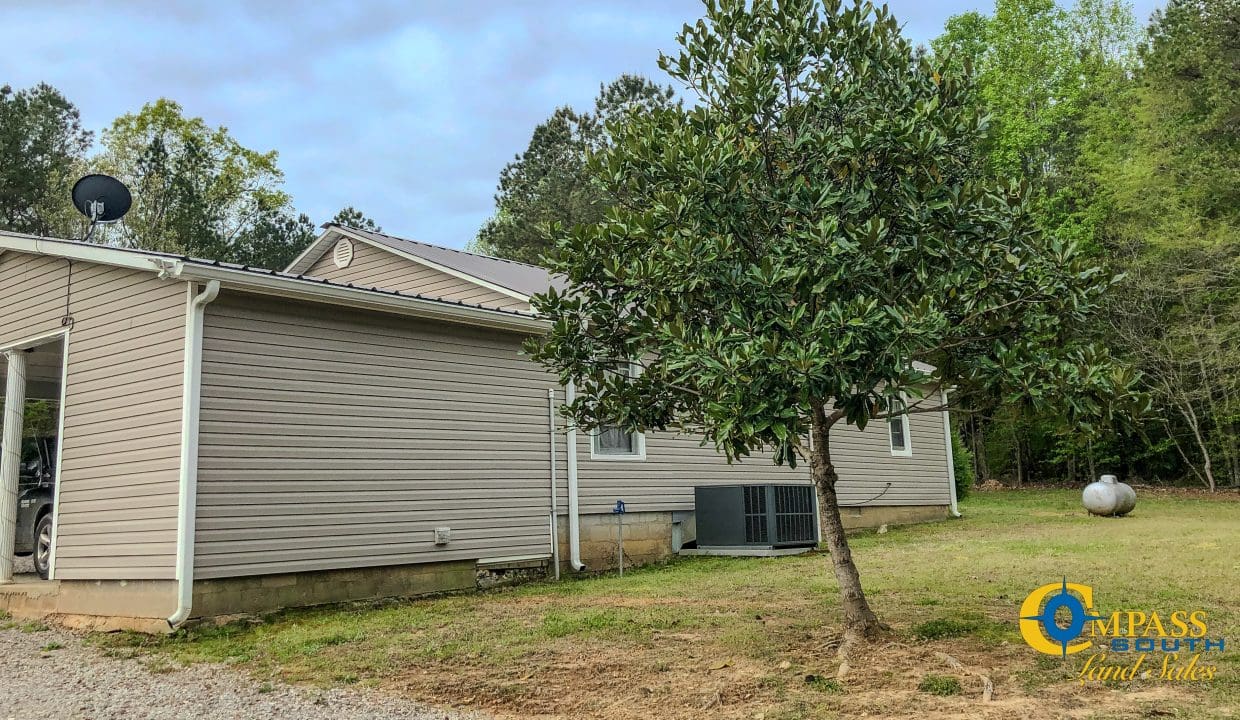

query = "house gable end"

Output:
[[301, 233, 531, 312]]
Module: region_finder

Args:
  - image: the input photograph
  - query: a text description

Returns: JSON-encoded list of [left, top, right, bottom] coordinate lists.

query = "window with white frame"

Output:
[[593, 424, 645, 458], [887, 395, 912, 457], [590, 363, 646, 460]]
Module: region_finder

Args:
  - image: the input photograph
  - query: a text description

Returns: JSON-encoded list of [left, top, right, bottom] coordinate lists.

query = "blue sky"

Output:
[[2, 1, 1161, 250]]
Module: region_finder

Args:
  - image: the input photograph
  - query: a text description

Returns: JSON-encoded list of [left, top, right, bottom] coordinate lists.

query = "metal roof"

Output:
[[336, 225, 569, 298], [287, 224, 568, 300], [0, 231, 548, 333]]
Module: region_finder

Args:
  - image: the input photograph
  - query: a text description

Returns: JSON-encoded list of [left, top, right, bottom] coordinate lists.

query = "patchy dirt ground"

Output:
[[364, 595, 1220, 720]]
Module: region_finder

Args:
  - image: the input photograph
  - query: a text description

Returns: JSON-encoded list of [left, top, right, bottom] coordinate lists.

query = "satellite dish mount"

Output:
[[71, 174, 132, 242]]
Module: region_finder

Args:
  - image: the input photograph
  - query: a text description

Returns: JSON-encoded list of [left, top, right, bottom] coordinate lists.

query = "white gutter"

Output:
[[565, 381, 585, 571], [941, 388, 961, 518], [0, 233, 548, 335], [547, 388, 561, 580], [170, 263, 547, 334], [168, 279, 220, 628]]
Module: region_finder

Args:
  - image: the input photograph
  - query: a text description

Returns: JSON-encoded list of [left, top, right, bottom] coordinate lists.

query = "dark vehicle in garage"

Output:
[[5, 437, 56, 579]]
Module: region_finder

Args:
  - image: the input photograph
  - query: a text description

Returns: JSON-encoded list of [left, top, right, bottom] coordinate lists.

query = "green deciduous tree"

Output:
[[474, 75, 677, 264], [96, 99, 292, 261], [933, 0, 1139, 251], [530, 0, 1139, 643], [1090, 0, 1240, 489], [931, 0, 1142, 485], [0, 83, 92, 237], [1138, 0, 1238, 223]]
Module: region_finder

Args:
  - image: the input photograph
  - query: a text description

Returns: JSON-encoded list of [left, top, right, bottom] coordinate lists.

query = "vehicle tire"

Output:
[[33, 513, 53, 580]]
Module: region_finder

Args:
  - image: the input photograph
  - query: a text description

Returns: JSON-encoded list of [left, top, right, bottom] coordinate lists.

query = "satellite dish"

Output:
[[72, 174, 132, 224]]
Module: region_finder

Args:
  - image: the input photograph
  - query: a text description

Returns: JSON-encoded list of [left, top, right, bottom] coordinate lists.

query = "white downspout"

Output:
[[547, 388, 560, 580], [168, 280, 220, 628], [941, 388, 961, 518], [566, 381, 585, 571]]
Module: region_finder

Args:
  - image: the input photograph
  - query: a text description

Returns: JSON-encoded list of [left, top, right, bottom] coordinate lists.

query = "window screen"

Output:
[[889, 417, 907, 452], [596, 425, 636, 455]]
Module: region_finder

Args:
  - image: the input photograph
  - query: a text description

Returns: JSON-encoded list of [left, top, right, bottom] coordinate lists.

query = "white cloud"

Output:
[[1, 0, 1163, 248]]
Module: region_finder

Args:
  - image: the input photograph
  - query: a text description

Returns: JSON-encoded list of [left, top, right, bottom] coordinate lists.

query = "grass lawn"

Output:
[[98, 489, 1238, 719]]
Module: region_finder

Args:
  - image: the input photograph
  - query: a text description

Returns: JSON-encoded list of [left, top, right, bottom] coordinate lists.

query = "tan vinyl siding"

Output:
[[193, 290, 948, 579], [194, 292, 555, 579], [571, 406, 950, 515], [832, 411, 951, 506], [304, 241, 530, 312], [0, 251, 186, 580]]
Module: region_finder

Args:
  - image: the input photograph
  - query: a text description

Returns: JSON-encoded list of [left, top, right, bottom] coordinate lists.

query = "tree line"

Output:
[[475, 0, 1238, 491], [0, 91, 380, 270], [3, 0, 1233, 491]]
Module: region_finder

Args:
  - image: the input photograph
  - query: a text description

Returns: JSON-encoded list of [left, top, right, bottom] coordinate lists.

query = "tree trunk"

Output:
[[1183, 402, 1217, 492], [1202, 312, 1240, 487], [810, 403, 883, 646], [1163, 419, 1209, 489], [971, 416, 990, 482], [1013, 440, 1024, 488]]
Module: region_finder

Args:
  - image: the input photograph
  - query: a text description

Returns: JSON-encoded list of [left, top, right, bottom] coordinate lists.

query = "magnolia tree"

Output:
[[529, 0, 1140, 644]]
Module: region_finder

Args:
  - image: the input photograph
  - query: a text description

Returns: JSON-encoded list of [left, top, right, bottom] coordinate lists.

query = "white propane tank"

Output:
[[1083, 474, 1136, 517]]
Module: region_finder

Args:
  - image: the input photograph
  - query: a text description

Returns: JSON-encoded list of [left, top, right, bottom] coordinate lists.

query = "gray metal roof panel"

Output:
[[0, 232, 539, 320], [327, 224, 569, 298]]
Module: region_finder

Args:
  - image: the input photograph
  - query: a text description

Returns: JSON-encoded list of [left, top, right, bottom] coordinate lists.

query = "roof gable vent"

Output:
[[332, 238, 355, 269]]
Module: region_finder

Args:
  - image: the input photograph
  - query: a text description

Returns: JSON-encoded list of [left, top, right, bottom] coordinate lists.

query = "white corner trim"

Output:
[[589, 428, 647, 461], [941, 388, 961, 517], [547, 388, 560, 580], [565, 381, 585, 571], [330, 227, 531, 304], [47, 328, 71, 580]]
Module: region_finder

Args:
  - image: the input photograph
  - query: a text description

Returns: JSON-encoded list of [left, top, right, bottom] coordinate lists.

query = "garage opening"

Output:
[[0, 336, 65, 584]]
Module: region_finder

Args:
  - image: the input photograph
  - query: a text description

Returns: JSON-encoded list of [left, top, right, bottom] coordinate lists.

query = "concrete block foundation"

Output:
[[558, 503, 950, 572], [557, 511, 685, 573], [0, 560, 483, 631], [192, 560, 478, 617], [839, 504, 949, 529], [1, 504, 948, 631]]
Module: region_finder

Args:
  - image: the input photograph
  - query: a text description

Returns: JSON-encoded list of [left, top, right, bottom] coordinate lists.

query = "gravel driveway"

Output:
[[0, 621, 484, 720]]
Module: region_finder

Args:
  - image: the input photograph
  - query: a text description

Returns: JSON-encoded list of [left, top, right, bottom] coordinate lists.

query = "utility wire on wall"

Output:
[[60, 259, 74, 328]]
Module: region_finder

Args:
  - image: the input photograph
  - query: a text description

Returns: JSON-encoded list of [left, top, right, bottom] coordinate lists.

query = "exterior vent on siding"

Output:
[[332, 238, 355, 269]]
